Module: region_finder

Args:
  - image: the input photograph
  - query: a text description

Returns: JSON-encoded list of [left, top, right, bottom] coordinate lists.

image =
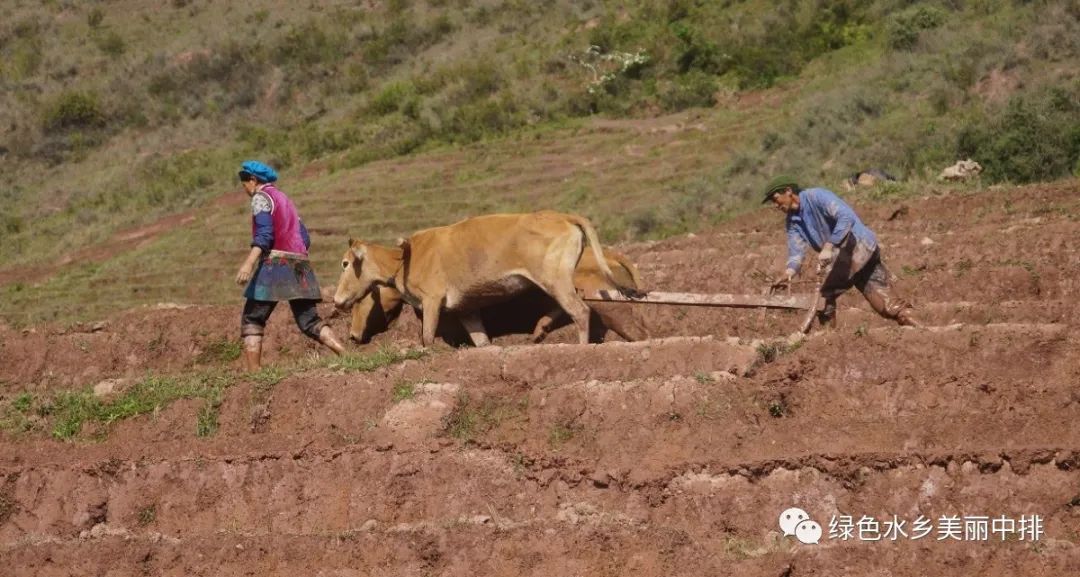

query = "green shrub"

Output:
[[887, 4, 948, 50], [370, 81, 419, 116], [671, 21, 727, 75], [87, 8, 105, 28], [455, 62, 502, 102], [430, 14, 457, 40], [146, 41, 263, 118], [274, 21, 347, 67], [658, 70, 718, 111], [387, 0, 413, 15], [94, 31, 126, 57], [956, 91, 1080, 184], [2, 214, 24, 235], [298, 124, 361, 159], [440, 97, 525, 143], [42, 92, 106, 133]]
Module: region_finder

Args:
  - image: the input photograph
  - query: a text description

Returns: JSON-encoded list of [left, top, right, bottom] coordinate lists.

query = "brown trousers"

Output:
[[819, 234, 916, 325]]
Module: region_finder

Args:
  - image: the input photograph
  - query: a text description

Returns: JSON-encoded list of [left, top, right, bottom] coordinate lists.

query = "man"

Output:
[[764, 175, 922, 328], [234, 160, 346, 371]]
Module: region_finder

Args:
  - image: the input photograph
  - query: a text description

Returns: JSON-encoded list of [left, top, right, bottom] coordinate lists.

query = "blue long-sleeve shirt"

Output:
[[785, 188, 877, 273]]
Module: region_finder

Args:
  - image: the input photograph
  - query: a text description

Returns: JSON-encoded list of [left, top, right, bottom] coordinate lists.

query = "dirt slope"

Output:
[[2, 181, 1079, 576]]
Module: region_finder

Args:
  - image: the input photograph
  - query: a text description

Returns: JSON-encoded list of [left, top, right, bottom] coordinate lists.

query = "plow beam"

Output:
[[583, 290, 822, 311]]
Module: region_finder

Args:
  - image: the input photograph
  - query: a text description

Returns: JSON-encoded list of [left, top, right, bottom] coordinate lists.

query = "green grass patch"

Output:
[[196, 396, 222, 437], [137, 504, 156, 526], [3, 346, 428, 440], [249, 366, 289, 397], [1, 392, 42, 434], [548, 419, 579, 447], [391, 381, 417, 403], [441, 392, 525, 444], [768, 397, 789, 418], [755, 340, 800, 364], [323, 348, 426, 372], [1, 372, 236, 441], [195, 338, 243, 365]]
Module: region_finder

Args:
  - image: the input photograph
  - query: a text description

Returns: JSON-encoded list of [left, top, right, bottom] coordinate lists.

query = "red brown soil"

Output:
[[2, 181, 1080, 576]]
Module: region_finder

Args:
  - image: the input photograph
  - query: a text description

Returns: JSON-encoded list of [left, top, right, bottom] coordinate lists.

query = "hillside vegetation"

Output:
[[0, 0, 1077, 325]]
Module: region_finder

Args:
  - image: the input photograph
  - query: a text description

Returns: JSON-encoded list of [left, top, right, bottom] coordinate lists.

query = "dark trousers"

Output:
[[241, 299, 324, 340]]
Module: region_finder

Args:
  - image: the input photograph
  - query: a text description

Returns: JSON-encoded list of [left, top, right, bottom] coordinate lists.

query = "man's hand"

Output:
[[770, 268, 797, 291], [817, 243, 835, 266]]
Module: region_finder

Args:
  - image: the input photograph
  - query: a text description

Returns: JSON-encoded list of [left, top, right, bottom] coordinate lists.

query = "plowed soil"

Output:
[[2, 181, 1079, 576]]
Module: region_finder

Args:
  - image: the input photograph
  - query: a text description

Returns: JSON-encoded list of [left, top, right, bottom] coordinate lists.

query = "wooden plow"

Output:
[[582, 289, 825, 333]]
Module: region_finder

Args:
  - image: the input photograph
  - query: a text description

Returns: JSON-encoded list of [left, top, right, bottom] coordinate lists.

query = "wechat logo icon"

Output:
[[779, 507, 822, 545]]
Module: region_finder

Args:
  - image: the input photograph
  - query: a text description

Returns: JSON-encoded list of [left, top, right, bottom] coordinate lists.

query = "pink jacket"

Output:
[[251, 184, 308, 255]]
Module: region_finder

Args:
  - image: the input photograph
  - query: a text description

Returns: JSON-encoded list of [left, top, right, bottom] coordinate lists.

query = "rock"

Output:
[[360, 519, 378, 532], [591, 471, 610, 488], [93, 379, 125, 398], [90, 321, 108, 333], [920, 237, 935, 246], [939, 159, 983, 181]]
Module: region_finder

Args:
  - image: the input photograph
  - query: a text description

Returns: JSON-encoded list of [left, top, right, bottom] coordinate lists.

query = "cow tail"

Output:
[[567, 215, 645, 299]]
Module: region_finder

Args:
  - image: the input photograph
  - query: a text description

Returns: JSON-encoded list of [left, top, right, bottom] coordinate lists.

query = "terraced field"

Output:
[[2, 180, 1078, 575]]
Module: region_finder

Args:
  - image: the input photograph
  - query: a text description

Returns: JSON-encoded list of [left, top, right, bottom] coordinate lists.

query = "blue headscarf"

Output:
[[240, 160, 279, 183]]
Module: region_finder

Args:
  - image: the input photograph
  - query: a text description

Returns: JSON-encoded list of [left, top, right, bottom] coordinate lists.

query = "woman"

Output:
[[234, 160, 345, 371]]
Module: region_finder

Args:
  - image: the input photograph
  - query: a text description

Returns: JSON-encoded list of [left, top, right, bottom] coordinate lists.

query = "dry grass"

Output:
[[0, 0, 1076, 325]]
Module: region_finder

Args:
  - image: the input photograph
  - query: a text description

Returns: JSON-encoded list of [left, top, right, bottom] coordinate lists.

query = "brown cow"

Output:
[[347, 247, 648, 344], [347, 285, 405, 344], [333, 211, 642, 346]]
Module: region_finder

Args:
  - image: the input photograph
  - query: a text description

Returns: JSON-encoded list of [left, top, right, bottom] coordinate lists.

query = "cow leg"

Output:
[[421, 297, 442, 347], [459, 314, 491, 347], [548, 286, 591, 344], [531, 306, 565, 343], [594, 303, 649, 342]]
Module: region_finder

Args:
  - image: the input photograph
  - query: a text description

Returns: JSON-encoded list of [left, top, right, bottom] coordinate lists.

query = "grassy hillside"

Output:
[[0, 0, 1077, 325]]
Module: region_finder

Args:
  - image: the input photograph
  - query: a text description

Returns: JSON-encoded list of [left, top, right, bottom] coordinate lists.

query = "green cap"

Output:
[[763, 175, 799, 203]]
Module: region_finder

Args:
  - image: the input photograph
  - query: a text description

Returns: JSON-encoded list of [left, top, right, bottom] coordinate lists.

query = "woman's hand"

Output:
[[235, 247, 264, 285], [235, 262, 255, 285]]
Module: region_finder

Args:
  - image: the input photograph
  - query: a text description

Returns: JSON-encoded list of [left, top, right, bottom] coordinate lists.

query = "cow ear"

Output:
[[351, 245, 365, 262]]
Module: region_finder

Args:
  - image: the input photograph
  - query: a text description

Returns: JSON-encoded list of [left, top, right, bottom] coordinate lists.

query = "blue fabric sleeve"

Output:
[[299, 220, 311, 250], [820, 189, 856, 245], [786, 223, 807, 273], [252, 212, 274, 252]]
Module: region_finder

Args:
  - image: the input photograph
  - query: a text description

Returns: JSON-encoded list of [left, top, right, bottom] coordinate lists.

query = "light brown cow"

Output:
[[347, 247, 648, 344], [333, 211, 642, 346], [347, 285, 405, 344], [529, 246, 646, 343]]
